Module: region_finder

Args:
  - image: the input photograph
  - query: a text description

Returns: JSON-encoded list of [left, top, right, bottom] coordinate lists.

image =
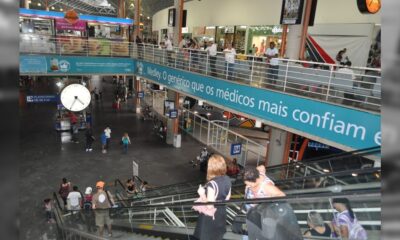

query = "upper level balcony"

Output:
[[20, 36, 381, 113]]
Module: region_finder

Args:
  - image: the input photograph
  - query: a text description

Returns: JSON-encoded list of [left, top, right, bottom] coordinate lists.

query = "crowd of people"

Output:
[[46, 152, 367, 239]]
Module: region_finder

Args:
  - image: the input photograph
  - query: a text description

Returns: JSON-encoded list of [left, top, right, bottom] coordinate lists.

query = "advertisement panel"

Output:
[[280, 0, 305, 24], [135, 60, 381, 150], [58, 36, 87, 55], [88, 38, 110, 56], [55, 19, 87, 31], [20, 55, 135, 74]]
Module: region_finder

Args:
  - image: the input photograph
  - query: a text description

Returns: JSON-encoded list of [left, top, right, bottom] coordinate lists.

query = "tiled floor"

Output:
[[19, 79, 206, 239]]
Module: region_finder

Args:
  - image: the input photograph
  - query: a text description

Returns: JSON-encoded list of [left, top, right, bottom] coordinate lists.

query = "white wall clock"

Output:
[[60, 84, 91, 112]]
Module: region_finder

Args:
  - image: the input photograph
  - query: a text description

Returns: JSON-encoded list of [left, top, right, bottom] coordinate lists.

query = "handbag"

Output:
[[192, 180, 218, 219]]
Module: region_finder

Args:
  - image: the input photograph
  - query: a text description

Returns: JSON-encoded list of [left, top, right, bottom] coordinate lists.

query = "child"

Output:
[[44, 198, 53, 223]]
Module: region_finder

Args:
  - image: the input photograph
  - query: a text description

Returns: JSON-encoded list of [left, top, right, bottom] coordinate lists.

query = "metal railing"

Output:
[[134, 43, 381, 112], [21, 37, 381, 112], [180, 107, 266, 167], [56, 189, 381, 239]]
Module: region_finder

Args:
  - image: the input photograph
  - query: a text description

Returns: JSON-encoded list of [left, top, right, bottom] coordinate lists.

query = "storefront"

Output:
[[246, 25, 283, 55]]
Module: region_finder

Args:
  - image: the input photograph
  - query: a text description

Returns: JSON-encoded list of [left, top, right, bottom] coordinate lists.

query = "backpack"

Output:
[[83, 201, 92, 210], [349, 221, 367, 240]]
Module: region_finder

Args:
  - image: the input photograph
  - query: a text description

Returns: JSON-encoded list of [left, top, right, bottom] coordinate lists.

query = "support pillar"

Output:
[[133, 0, 141, 40], [118, 0, 126, 18], [165, 90, 181, 147], [134, 76, 141, 113], [266, 127, 290, 167], [90, 75, 102, 92], [172, 0, 184, 46], [24, 0, 29, 9], [283, 0, 312, 60]]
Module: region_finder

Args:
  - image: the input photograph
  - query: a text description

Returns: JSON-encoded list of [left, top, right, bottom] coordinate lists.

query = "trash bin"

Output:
[[173, 134, 181, 148]]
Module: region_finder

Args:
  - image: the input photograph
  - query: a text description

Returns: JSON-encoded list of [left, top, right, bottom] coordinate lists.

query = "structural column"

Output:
[[172, 0, 184, 46], [266, 128, 291, 167], [282, 0, 312, 60], [133, 0, 141, 113], [24, 0, 29, 8]]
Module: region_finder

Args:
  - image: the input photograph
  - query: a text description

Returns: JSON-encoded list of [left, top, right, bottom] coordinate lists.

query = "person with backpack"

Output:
[[82, 187, 96, 233], [331, 198, 367, 240], [92, 181, 116, 237], [121, 133, 131, 154]]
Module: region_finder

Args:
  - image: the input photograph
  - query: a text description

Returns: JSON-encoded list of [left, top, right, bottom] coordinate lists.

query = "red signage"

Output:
[[56, 19, 86, 31]]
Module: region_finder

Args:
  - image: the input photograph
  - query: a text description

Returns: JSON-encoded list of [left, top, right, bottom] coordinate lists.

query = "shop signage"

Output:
[[169, 110, 178, 119], [64, 9, 79, 24], [134, 60, 381, 151], [231, 143, 242, 155], [308, 141, 330, 150], [137, 91, 144, 98], [20, 55, 135, 75], [55, 19, 87, 31], [26, 95, 58, 103]]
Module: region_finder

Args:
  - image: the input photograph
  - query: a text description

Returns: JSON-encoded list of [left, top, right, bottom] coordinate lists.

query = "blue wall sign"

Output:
[[27, 95, 58, 103], [135, 60, 381, 150], [20, 8, 133, 25], [20, 55, 47, 74], [137, 91, 144, 98], [169, 110, 178, 119], [20, 55, 135, 75], [231, 143, 242, 155]]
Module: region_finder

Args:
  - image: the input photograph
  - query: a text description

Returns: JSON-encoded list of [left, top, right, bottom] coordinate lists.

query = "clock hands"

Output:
[[70, 98, 77, 110], [76, 97, 85, 105]]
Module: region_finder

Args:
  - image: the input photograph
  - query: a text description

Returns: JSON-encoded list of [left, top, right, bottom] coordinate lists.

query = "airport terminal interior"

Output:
[[18, 0, 381, 239]]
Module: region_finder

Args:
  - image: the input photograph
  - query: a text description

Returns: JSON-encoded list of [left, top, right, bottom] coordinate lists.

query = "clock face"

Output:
[[367, 0, 381, 14], [60, 84, 91, 112], [358, 0, 381, 14]]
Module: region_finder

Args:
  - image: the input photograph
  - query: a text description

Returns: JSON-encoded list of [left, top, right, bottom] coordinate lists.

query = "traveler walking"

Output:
[[67, 186, 83, 212], [43, 198, 54, 223], [85, 124, 95, 152], [92, 181, 116, 237], [104, 127, 111, 150], [58, 178, 71, 207], [331, 198, 367, 240], [82, 187, 96, 233], [121, 133, 131, 154], [100, 132, 107, 154], [193, 155, 232, 240]]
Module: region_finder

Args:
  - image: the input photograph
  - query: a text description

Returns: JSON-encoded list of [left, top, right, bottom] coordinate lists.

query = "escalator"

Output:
[[111, 147, 380, 205], [53, 189, 381, 240]]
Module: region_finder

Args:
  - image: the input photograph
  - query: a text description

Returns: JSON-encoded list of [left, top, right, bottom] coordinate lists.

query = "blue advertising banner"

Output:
[[27, 95, 58, 103], [20, 55, 135, 75], [231, 143, 242, 155], [135, 60, 381, 150], [20, 55, 47, 74]]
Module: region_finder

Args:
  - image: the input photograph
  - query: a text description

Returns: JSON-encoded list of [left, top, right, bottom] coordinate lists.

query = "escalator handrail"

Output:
[[133, 147, 380, 195], [52, 192, 63, 211], [267, 146, 380, 170], [113, 167, 381, 203], [63, 188, 380, 213]]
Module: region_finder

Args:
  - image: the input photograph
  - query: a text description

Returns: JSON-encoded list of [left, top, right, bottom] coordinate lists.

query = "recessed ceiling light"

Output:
[[51, 6, 55, 10], [37, 3, 41, 6], [60, 8, 63, 11]]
